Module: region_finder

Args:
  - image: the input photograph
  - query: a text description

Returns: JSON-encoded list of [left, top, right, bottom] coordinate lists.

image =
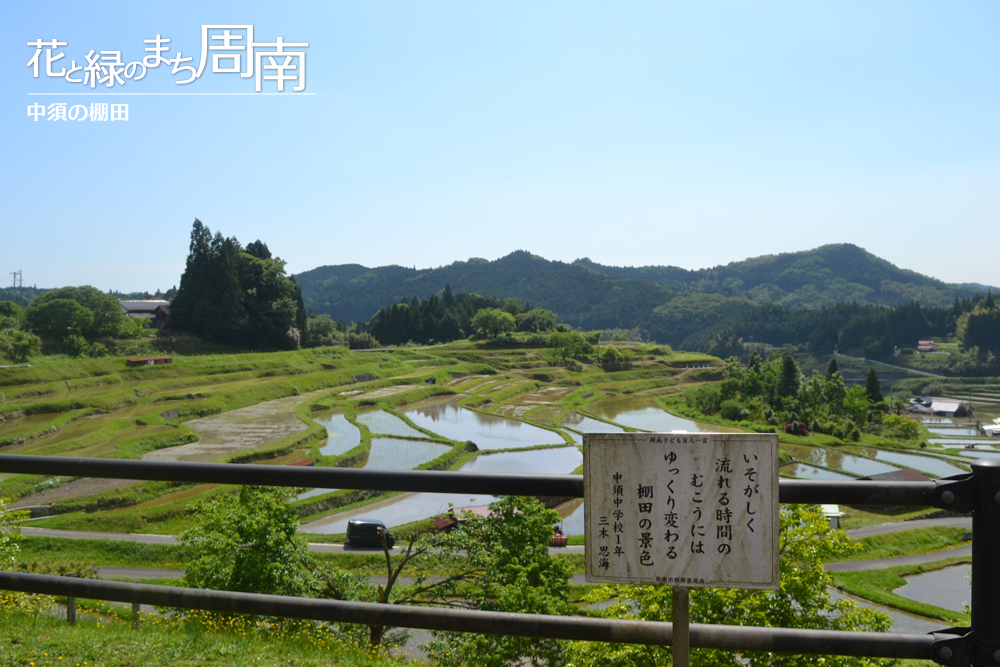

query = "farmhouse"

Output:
[[119, 300, 170, 329], [916, 340, 939, 353], [906, 396, 961, 416]]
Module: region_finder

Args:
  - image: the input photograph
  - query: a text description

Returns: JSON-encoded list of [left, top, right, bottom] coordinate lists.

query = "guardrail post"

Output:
[[66, 596, 76, 626], [132, 601, 141, 629], [971, 459, 1000, 665]]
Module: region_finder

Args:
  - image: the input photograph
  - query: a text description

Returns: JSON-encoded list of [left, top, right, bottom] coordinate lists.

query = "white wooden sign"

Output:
[[584, 432, 779, 589]]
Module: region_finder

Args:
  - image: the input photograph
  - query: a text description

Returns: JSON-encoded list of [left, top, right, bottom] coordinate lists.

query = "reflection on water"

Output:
[[313, 411, 361, 457], [781, 444, 899, 477], [404, 397, 562, 449], [295, 438, 451, 501], [928, 427, 981, 437], [959, 450, 1000, 460], [866, 450, 966, 478], [895, 565, 971, 613], [356, 408, 427, 439], [561, 411, 625, 433], [588, 397, 738, 433], [366, 438, 451, 470], [780, 463, 854, 481], [828, 589, 946, 634], [299, 446, 582, 534]]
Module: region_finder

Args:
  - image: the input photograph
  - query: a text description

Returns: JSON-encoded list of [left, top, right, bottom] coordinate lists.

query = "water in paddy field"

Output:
[[366, 438, 451, 470], [928, 426, 981, 437], [931, 439, 999, 447], [861, 449, 968, 478], [779, 463, 855, 481], [312, 410, 361, 457], [894, 566, 971, 613], [403, 396, 562, 449], [916, 417, 957, 425], [827, 589, 947, 634], [587, 396, 740, 433], [781, 444, 900, 477], [560, 411, 626, 433], [355, 408, 426, 438], [298, 446, 582, 534]]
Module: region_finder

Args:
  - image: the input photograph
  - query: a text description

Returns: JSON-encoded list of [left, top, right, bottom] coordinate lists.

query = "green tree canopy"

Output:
[[169, 220, 306, 349], [25, 298, 94, 340], [472, 308, 516, 339]]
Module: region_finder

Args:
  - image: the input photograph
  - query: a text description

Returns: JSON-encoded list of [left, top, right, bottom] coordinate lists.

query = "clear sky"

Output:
[[3, 1, 999, 292]]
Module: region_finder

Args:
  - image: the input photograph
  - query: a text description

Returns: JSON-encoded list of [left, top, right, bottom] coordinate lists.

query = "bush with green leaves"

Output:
[[568, 505, 892, 667], [420, 496, 573, 667], [0, 330, 40, 362], [1, 496, 27, 570]]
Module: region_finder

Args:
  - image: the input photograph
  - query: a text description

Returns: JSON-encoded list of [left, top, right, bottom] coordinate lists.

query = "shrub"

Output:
[[720, 399, 744, 422]]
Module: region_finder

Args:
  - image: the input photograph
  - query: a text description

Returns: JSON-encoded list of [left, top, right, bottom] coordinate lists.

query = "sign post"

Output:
[[584, 432, 780, 662]]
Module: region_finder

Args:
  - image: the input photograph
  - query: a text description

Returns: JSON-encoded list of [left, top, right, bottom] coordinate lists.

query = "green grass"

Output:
[[19, 537, 193, 569], [841, 526, 969, 562], [839, 506, 944, 531], [831, 558, 970, 624], [0, 592, 402, 667]]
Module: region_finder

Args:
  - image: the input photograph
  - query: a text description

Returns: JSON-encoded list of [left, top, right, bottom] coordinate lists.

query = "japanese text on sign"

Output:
[[26, 26, 308, 91], [584, 432, 778, 589]]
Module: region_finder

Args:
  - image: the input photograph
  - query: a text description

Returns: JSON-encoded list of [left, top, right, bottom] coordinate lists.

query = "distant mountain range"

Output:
[[294, 244, 993, 346]]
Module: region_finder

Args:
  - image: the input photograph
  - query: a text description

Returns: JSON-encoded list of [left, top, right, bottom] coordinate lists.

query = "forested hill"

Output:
[[294, 245, 989, 346], [576, 243, 975, 308]]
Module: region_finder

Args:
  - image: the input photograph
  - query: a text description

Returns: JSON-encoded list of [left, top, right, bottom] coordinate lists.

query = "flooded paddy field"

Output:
[[927, 426, 981, 437], [299, 446, 581, 534], [404, 396, 562, 449], [355, 408, 426, 438], [560, 411, 625, 433], [779, 463, 856, 481], [587, 396, 740, 433], [313, 410, 361, 456], [777, 444, 899, 477], [894, 565, 970, 613]]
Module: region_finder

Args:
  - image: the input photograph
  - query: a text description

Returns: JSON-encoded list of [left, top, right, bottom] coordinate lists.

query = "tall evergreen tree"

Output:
[[865, 368, 883, 404], [775, 353, 801, 401], [825, 357, 839, 379]]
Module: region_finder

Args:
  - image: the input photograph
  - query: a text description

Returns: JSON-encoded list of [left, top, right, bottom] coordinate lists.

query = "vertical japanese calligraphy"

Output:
[[584, 433, 778, 589]]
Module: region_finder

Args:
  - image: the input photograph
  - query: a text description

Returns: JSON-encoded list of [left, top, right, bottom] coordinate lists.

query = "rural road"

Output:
[[27, 517, 970, 580]]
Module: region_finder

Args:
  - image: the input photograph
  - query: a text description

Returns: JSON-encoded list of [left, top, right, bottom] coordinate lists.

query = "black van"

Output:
[[346, 518, 395, 548]]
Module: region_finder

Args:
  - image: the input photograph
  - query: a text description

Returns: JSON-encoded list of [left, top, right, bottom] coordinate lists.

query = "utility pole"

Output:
[[9, 270, 22, 305]]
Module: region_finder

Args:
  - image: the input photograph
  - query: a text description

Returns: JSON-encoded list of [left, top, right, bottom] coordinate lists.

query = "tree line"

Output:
[[681, 296, 995, 362]]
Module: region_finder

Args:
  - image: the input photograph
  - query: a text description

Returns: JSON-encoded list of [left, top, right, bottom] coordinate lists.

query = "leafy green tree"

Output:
[[864, 368, 883, 404], [0, 301, 24, 331], [825, 357, 839, 379], [568, 505, 891, 667], [843, 386, 870, 425], [472, 308, 516, 339], [25, 298, 94, 341], [515, 308, 557, 333], [26, 286, 125, 339], [421, 496, 572, 667], [0, 330, 40, 362], [180, 486, 316, 597], [547, 331, 592, 362]]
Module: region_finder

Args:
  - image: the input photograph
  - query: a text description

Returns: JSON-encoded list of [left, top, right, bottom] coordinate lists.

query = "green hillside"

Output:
[[294, 245, 989, 346]]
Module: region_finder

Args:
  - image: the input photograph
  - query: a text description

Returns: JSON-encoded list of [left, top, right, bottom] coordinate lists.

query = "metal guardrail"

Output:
[[0, 454, 997, 666]]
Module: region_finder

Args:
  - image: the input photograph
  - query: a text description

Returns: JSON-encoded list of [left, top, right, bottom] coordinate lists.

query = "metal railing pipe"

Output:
[[0, 455, 956, 508], [0, 572, 936, 660]]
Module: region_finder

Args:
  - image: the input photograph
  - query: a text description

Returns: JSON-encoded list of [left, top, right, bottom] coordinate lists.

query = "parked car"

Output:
[[346, 518, 395, 548]]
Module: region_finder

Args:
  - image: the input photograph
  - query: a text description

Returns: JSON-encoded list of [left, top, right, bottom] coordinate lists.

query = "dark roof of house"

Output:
[[862, 469, 932, 482], [119, 300, 169, 313]]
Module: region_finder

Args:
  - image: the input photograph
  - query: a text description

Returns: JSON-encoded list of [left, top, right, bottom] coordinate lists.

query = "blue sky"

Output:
[[3, 1, 999, 292]]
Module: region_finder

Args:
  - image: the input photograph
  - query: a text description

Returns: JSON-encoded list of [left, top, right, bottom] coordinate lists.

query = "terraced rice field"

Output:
[[355, 409, 427, 438]]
